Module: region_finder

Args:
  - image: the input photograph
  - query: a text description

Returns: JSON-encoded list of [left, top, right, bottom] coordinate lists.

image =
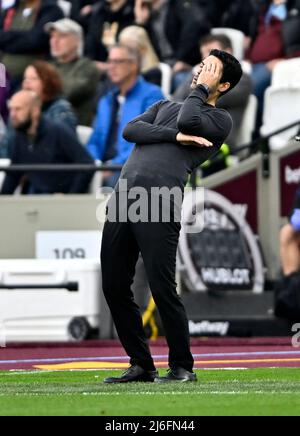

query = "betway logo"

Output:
[[189, 320, 230, 337], [285, 166, 300, 184]]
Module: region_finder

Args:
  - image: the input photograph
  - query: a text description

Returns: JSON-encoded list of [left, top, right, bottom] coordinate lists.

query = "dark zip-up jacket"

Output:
[[0, 116, 94, 195]]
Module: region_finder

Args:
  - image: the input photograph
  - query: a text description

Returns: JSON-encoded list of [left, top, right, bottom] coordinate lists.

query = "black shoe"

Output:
[[104, 365, 158, 384], [155, 367, 197, 383]]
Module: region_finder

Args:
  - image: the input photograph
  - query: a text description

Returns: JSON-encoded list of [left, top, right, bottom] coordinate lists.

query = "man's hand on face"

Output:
[[176, 132, 213, 148], [197, 59, 222, 91]]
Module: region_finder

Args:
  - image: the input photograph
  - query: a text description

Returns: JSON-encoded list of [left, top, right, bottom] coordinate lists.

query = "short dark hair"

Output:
[[209, 49, 243, 96], [200, 34, 233, 52]]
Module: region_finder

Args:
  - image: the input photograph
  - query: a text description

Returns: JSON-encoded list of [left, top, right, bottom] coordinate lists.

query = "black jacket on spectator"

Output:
[[70, 0, 101, 23], [219, 0, 256, 36], [0, 117, 94, 195], [144, 0, 211, 66], [0, 0, 63, 55], [204, 0, 255, 35], [84, 0, 135, 61]]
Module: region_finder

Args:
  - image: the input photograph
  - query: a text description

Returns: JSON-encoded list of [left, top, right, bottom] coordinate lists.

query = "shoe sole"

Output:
[[104, 377, 156, 384]]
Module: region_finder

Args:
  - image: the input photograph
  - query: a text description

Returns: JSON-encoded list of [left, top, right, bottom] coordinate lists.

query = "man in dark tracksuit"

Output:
[[102, 50, 243, 383]]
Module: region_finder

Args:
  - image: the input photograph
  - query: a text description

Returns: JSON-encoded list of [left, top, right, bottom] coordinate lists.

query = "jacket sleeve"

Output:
[[142, 88, 166, 112], [87, 100, 106, 161], [0, 143, 22, 195], [46, 101, 77, 132], [0, 5, 63, 54], [63, 61, 101, 105], [0, 172, 21, 195], [58, 125, 95, 194], [177, 86, 233, 141], [123, 101, 179, 146], [109, 140, 134, 166]]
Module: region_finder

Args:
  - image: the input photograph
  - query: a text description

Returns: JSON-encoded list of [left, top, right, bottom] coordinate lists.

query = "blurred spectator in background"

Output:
[[0, 60, 77, 159], [23, 61, 77, 131], [0, 70, 9, 157], [71, 0, 105, 29], [119, 25, 162, 87], [247, 0, 300, 130], [46, 18, 101, 126], [87, 44, 164, 188], [0, 90, 94, 195], [67, 0, 97, 22], [277, 187, 300, 319], [280, 189, 300, 277], [0, 0, 63, 94], [174, 34, 253, 150], [134, 0, 211, 83], [208, 0, 256, 36], [84, 0, 135, 64], [0, 71, 9, 124], [0, 114, 6, 155]]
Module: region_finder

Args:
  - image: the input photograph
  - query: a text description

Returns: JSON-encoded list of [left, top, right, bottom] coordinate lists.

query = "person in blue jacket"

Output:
[[87, 44, 164, 188], [280, 188, 300, 277]]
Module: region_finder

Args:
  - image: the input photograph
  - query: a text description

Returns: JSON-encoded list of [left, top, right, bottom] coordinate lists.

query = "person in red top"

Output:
[[0, 0, 63, 94], [247, 0, 300, 129]]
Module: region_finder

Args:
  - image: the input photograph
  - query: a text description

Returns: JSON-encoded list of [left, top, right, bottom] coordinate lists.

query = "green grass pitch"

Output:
[[0, 368, 300, 416]]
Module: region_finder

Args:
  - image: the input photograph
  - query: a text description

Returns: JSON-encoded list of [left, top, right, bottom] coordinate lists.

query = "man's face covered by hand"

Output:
[[191, 55, 224, 94]]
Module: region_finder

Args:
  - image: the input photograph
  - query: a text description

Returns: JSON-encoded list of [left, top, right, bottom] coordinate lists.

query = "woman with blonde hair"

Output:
[[119, 25, 160, 73], [119, 25, 166, 89]]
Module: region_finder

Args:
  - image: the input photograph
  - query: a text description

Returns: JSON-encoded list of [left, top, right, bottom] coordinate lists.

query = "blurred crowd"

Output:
[[1, 0, 300, 194]]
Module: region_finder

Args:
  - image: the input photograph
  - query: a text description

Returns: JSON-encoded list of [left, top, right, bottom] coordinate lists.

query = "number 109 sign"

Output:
[[36, 231, 101, 260]]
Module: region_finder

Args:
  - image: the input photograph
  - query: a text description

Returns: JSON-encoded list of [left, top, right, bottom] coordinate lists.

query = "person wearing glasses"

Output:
[[87, 43, 164, 188]]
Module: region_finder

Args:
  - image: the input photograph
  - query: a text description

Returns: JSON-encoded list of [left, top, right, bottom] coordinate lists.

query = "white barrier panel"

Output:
[[0, 195, 104, 259], [0, 260, 101, 342]]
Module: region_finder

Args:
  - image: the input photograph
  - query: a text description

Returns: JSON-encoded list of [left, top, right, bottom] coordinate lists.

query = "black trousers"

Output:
[[101, 192, 194, 372]]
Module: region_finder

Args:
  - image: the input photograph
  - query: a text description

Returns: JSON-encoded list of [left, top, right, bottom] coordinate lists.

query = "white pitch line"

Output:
[[0, 391, 299, 397], [2, 366, 299, 376]]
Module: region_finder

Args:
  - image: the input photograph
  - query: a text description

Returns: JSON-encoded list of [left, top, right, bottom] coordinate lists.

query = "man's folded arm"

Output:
[[123, 101, 179, 145], [177, 86, 233, 139]]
